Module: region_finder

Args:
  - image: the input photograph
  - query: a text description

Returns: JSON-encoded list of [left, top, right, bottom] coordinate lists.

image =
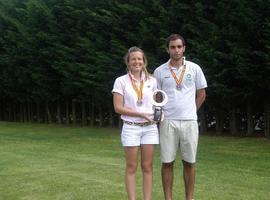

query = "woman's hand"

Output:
[[140, 113, 153, 122], [114, 93, 154, 121]]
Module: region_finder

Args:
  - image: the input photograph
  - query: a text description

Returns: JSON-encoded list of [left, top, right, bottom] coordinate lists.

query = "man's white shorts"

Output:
[[121, 123, 159, 146], [159, 120, 199, 163]]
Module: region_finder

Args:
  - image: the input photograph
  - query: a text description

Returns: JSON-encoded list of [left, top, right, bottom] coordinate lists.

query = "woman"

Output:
[[112, 47, 159, 200]]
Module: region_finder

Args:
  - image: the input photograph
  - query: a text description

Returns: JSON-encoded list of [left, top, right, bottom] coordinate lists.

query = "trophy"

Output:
[[151, 90, 168, 122]]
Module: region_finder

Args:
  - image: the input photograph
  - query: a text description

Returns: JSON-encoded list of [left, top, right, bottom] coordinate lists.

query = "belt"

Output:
[[123, 120, 156, 127]]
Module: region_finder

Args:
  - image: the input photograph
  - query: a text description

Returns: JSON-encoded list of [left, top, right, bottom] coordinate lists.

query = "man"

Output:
[[154, 34, 207, 200]]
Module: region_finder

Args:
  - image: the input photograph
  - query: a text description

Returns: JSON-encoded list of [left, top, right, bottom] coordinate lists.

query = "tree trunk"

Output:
[[0, 100, 2, 121], [36, 102, 41, 123], [13, 102, 17, 122], [246, 100, 254, 136], [81, 99, 87, 126], [0, 99, 3, 121], [6, 101, 12, 121], [215, 109, 224, 135], [46, 100, 52, 124], [23, 102, 27, 122], [109, 108, 114, 127], [19, 102, 24, 122], [57, 99, 62, 124], [229, 105, 237, 136], [8, 103, 11, 121], [198, 106, 206, 134], [72, 99, 76, 125], [89, 96, 95, 126], [27, 102, 32, 122], [264, 97, 270, 138], [65, 98, 70, 125], [98, 106, 103, 127], [3, 101, 7, 120]]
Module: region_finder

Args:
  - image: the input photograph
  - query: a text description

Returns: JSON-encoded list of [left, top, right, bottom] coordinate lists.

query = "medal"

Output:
[[129, 73, 144, 106], [169, 57, 186, 91], [176, 84, 182, 90], [137, 100, 143, 106]]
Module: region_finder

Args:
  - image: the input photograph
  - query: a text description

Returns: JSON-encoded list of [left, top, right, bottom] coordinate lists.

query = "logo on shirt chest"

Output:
[[184, 73, 194, 87], [186, 73, 192, 80]]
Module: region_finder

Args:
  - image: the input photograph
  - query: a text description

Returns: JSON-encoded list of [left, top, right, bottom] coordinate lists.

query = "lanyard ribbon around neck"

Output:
[[129, 73, 144, 102], [169, 57, 186, 86]]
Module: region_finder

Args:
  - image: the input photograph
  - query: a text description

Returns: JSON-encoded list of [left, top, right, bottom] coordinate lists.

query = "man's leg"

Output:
[[124, 147, 139, 200], [160, 120, 178, 200], [161, 162, 174, 200], [182, 160, 195, 200], [180, 121, 198, 200]]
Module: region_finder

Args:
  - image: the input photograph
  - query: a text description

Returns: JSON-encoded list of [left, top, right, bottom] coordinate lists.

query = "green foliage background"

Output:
[[0, 0, 269, 135]]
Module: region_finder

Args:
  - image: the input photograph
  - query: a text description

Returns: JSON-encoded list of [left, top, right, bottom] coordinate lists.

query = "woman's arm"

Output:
[[113, 93, 152, 121]]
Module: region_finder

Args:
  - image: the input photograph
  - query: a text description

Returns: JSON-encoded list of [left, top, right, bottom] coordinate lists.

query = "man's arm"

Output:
[[196, 88, 206, 111]]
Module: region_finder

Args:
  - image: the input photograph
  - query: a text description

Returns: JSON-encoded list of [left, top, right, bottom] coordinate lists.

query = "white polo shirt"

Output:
[[154, 59, 207, 120], [112, 73, 157, 122]]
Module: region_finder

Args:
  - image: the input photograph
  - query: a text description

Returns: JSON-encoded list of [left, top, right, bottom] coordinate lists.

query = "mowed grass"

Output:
[[0, 122, 269, 200]]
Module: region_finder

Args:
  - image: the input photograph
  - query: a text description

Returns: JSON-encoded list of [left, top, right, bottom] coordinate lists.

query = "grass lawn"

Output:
[[0, 122, 269, 200]]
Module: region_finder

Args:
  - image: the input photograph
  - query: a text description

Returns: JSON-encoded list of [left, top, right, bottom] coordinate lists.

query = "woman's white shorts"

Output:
[[121, 123, 159, 147]]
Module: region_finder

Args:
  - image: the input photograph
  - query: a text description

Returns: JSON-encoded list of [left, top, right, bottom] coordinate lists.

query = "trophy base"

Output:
[[154, 107, 162, 122]]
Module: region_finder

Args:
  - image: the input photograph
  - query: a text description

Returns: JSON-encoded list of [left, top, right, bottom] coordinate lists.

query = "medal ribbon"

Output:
[[169, 59, 186, 86], [129, 74, 144, 101]]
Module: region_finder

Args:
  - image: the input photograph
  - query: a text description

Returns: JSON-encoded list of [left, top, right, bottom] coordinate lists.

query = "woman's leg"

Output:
[[141, 144, 155, 200], [124, 146, 139, 200]]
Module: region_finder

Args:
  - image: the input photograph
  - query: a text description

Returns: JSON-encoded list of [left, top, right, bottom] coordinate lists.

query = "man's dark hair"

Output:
[[166, 34, 186, 48]]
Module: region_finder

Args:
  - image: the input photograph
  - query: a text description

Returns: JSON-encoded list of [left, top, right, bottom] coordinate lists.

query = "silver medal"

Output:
[[176, 84, 182, 90], [137, 100, 143, 106]]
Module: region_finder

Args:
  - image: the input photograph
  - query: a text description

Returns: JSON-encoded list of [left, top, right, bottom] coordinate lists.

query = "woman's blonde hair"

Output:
[[124, 46, 149, 80]]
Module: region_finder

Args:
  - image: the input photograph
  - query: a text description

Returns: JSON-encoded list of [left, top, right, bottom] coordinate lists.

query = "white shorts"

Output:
[[121, 123, 159, 146], [159, 120, 199, 163]]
